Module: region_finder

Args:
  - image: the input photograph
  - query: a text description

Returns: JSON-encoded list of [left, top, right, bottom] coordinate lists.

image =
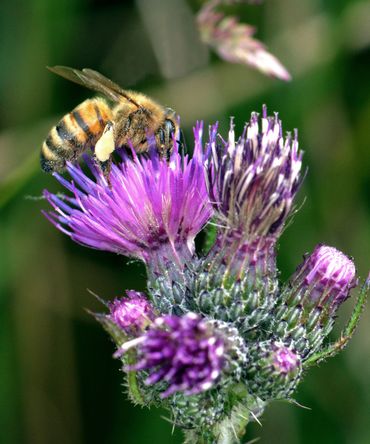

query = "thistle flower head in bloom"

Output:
[[43, 143, 212, 274], [108, 291, 155, 336], [128, 313, 226, 398], [205, 107, 303, 277], [207, 107, 302, 239]]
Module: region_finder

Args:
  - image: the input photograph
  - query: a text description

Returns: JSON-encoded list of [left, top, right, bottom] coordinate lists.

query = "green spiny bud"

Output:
[[246, 340, 302, 401], [170, 390, 227, 432], [193, 267, 278, 333], [272, 245, 357, 358]]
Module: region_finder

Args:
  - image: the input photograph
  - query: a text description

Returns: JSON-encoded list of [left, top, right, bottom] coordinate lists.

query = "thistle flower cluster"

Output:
[[43, 108, 368, 443]]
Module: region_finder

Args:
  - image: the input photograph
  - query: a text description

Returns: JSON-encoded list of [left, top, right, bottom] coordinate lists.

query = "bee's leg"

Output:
[[97, 159, 112, 187], [94, 121, 115, 186], [95, 121, 115, 163], [179, 129, 187, 154]]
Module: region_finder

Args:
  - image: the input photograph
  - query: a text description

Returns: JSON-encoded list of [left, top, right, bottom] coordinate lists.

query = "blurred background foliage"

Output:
[[0, 0, 369, 443]]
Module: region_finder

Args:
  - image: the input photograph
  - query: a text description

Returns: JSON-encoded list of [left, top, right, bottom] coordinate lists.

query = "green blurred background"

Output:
[[1, 0, 369, 443]]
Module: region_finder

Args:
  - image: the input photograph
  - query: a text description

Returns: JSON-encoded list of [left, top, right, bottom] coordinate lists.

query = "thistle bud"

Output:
[[273, 245, 358, 357], [170, 390, 226, 432], [247, 341, 302, 401], [108, 291, 155, 336], [291, 245, 357, 309]]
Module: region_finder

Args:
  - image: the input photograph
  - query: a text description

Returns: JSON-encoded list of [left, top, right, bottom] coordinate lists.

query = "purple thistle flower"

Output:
[[43, 142, 212, 273], [290, 244, 357, 312], [207, 107, 302, 239], [205, 107, 303, 277], [197, 0, 291, 81], [108, 291, 155, 336], [126, 313, 226, 398]]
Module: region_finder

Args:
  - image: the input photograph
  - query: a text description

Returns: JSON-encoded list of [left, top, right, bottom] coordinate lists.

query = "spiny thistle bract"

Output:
[[43, 108, 369, 443]]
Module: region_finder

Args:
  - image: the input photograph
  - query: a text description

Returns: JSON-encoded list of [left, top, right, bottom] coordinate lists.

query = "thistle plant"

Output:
[[43, 108, 369, 443]]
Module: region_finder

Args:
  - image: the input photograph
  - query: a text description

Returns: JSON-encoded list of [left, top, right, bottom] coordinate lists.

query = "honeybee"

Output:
[[40, 66, 178, 175]]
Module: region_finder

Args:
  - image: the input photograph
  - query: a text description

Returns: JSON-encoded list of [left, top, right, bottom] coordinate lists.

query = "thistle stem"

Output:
[[126, 349, 146, 405], [304, 277, 369, 367], [183, 408, 249, 444], [215, 402, 250, 444]]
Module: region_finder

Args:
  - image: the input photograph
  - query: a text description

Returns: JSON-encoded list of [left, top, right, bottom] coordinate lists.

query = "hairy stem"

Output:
[[304, 278, 369, 367], [126, 350, 145, 405], [215, 402, 250, 444]]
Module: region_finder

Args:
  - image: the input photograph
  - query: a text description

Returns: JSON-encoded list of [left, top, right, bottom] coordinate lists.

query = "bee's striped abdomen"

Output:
[[40, 97, 112, 173]]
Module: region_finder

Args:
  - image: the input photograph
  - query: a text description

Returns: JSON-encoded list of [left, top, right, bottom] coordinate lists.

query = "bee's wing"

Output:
[[47, 65, 141, 108]]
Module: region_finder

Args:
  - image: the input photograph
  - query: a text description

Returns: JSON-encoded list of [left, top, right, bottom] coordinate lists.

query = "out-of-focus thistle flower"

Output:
[[121, 313, 227, 398], [42, 107, 369, 444], [108, 291, 155, 336], [197, 0, 291, 81], [43, 143, 212, 275]]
